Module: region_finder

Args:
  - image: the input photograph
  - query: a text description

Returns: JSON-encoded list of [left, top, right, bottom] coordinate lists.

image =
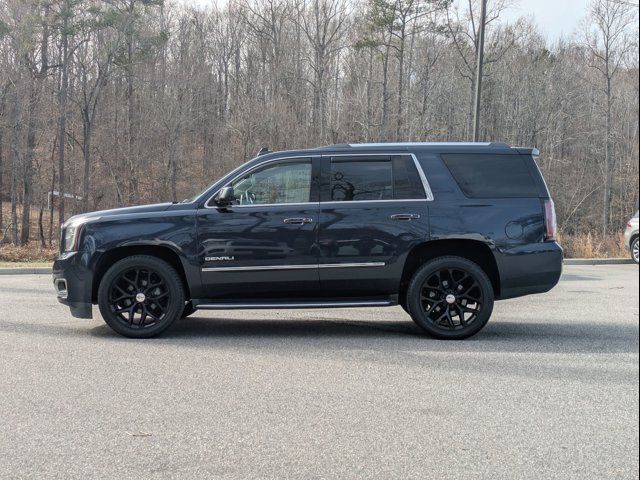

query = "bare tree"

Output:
[[444, 0, 516, 138], [583, 0, 637, 235], [298, 0, 349, 141], [0, 0, 637, 252]]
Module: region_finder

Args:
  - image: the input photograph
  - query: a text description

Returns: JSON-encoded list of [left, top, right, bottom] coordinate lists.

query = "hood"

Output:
[[65, 203, 173, 226]]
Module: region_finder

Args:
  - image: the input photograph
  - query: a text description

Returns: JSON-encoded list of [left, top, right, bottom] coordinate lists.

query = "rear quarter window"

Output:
[[441, 154, 539, 198]]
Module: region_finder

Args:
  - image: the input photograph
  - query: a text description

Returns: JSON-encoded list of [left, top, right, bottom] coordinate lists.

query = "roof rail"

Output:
[[320, 142, 511, 149]]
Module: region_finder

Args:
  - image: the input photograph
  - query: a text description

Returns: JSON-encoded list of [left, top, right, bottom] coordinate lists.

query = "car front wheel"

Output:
[[406, 256, 495, 339], [97, 255, 186, 338]]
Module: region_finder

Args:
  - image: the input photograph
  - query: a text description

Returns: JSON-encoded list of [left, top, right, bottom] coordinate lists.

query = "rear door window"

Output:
[[330, 160, 393, 201], [328, 156, 426, 202], [442, 154, 539, 198]]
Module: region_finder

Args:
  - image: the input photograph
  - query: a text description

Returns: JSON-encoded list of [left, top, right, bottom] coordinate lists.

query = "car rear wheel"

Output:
[[407, 256, 494, 339], [632, 238, 639, 264], [98, 255, 185, 338]]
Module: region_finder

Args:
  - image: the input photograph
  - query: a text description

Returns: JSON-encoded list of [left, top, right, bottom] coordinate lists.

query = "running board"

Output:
[[193, 299, 396, 310]]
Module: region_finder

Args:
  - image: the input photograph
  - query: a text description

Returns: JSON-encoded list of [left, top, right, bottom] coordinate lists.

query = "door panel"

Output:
[[318, 201, 428, 296], [197, 205, 319, 298], [197, 157, 320, 299], [318, 154, 430, 297]]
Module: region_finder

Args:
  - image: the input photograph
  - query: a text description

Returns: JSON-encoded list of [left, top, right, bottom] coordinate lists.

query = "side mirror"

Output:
[[216, 186, 236, 206]]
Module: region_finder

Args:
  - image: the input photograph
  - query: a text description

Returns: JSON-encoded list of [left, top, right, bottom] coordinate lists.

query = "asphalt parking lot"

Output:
[[0, 264, 638, 479]]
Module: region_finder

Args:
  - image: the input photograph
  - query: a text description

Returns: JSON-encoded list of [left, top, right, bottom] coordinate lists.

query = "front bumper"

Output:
[[53, 252, 93, 319], [495, 241, 564, 300]]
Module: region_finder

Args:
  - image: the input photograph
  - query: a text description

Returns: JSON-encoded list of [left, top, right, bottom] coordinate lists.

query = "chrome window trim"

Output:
[[202, 262, 386, 273], [204, 152, 434, 209], [204, 155, 316, 209], [325, 152, 434, 202], [215, 202, 320, 209]]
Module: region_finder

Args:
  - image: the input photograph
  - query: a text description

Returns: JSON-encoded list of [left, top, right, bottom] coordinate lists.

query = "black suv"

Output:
[[53, 142, 563, 339]]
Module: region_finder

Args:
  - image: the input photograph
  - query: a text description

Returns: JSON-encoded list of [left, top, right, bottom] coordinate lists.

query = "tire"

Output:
[[406, 256, 495, 340], [631, 237, 639, 264], [182, 302, 196, 318], [97, 255, 186, 338]]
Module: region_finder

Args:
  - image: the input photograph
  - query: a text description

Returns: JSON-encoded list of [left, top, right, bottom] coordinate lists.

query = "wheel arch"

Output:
[[92, 245, 191, 303], [400, 239, 501, 303]]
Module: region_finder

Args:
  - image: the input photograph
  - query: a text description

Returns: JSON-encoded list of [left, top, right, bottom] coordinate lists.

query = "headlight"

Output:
[[63, 224, 82, 252], [61, 217, 100, 253]]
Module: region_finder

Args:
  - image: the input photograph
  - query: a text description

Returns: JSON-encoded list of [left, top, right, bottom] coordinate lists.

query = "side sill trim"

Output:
[[195, 300, 394, 310], [202, 262, 386, 273]]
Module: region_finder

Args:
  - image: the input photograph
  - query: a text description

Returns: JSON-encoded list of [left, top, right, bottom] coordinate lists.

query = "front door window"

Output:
[[231, 160, 312, 206]]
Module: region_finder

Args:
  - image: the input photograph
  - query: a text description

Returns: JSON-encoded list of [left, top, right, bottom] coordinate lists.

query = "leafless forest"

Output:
[[0, 0, 638, 254]]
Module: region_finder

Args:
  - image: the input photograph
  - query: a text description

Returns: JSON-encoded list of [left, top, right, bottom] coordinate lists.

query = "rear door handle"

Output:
[[391, 214, 421, 221], [283, 217, 314, 225]]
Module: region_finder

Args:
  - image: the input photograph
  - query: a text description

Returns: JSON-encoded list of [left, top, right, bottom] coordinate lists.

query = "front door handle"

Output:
[[283, 217, 314, 225], [391, 214, 421, 221]]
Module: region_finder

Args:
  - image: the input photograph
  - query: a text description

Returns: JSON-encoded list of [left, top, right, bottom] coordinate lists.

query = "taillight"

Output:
[[544, 199, 557, 241], [627, 220, 633, 228]]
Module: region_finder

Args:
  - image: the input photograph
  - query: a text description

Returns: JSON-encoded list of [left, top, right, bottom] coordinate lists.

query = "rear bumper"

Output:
[[53, 252, 93, 319], [495, 241, 563, 300]]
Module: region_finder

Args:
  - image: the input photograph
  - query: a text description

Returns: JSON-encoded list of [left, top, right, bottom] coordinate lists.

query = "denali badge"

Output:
[[205, 256, 235, 262]]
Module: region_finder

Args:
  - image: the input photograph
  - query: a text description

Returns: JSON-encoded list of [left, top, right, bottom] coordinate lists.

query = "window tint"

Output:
[[329, 156, 426, 202], [392, 156, 427, 200], [330, 160, 393, 201], [442, 154, 539, 198], [231, 159, 312, 205]]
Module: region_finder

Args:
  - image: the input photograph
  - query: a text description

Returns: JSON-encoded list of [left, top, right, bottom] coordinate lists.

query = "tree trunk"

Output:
[[82, 118, 92, 212], [380, 43, 391, 142], [602, 74, 612, 236], [38, 204, 46, 248], [10, 85, 21, 245], [20, 76, 39, 245], [365, 49, 373, 141], [126, 1, 138, 204], [57, 2, 70, 226], [396, 25, 406, 141], [0, 89, 4, 235]]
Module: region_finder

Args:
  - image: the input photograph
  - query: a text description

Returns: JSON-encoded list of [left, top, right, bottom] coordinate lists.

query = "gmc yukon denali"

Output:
[[53, 142, 563, 339]]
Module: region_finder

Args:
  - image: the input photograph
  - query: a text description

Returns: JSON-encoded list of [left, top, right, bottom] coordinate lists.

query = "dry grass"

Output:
[[1, 201, 61, 246], [559, 232, 628, 259], [0, 261, 53, 268], [0, 244, 58, 264]]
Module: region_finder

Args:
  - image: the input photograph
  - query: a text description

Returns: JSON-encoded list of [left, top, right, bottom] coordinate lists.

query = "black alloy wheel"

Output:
[[407, 256, 494, 339], [98, 255, 185, 338]]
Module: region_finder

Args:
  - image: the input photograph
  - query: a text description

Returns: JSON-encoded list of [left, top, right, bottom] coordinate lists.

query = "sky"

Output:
[[497, 0, 592, 42], [176, 0, 605, 43]]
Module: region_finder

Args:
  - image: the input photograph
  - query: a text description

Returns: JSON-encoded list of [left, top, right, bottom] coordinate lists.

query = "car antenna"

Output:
[[257, 146, 271, 156]]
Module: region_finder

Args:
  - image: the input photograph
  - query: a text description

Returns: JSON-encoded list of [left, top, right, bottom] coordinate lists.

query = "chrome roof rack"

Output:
[[319, 141, 511, 149]]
